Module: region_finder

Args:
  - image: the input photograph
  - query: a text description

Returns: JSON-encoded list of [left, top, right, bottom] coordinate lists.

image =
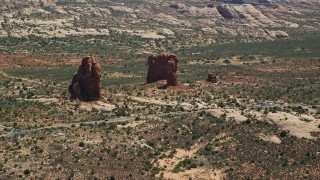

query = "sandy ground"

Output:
[[209, 108, 319, 139], [79, 101, 116, 112], [130, 96, 177, 106], [107, 72, 141, 78], [160, 168, 223, 180], [118, 120, 145, 129], [258, 133, 281, 144], [252, 111, 319, 139], [127, 137, 154, 150], [153, 140, 223, 180], [208, 108, 247, 123], [23, 98, 60, 105], [129, 96, 195, 110], [111, 28, 166, 39]]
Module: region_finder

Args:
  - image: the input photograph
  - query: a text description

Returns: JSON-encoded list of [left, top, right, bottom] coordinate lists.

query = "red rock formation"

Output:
[[166, 59, 178, 86], [68, 56, 102, 100], [147, 53, 179, 86], [206, 73, 218, 83]]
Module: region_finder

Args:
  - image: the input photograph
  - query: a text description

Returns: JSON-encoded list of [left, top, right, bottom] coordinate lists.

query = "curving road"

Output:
[[3, 102, 317, 139], [0, 110, 206, 139]]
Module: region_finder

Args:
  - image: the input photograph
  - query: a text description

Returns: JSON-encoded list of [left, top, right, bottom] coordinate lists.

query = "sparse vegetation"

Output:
[[0, 0, 319, 179]]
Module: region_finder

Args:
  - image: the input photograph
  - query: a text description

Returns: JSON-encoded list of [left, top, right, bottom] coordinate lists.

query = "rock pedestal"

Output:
[[68, 56, 102, 100], [147, 53, 179, 86]]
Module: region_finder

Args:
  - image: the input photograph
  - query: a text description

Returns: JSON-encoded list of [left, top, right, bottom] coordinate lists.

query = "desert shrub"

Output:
[[78, 142, 85, 147], [23, 169, 30, 175]]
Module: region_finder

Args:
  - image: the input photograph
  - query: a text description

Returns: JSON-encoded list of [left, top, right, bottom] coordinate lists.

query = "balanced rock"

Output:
[[206, 73, 218, 83], [147, 53, 179, 86], [68, 56, 102, 100]]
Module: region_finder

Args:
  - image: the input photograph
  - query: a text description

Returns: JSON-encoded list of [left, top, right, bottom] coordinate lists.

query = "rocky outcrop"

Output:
[[242, 4, 273, 24], [217, 27, 238, 36], [110, 6, 134, 13], [147, 53, 179, 86], [272, 31, 289, 38], [206, 73, 218, 83], [218, 4, 273, 24], [217, 5, 238, 19], [154, 13, 191, 26], [0, 0, 59, 10], [169, 3, 187, 10], [68, 56, 102, 100], [265, 30, 289, 38], [0, 0, 317, 41], [169, 3, 220, 17]]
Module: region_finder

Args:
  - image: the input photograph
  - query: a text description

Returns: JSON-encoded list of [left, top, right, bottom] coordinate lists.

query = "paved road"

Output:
[[0, 110, 205, 139], [2, 102, 317, 139]]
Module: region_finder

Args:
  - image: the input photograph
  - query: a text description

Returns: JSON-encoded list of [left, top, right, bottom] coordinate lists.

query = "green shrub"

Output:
[[78, 142, 85, 147]]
